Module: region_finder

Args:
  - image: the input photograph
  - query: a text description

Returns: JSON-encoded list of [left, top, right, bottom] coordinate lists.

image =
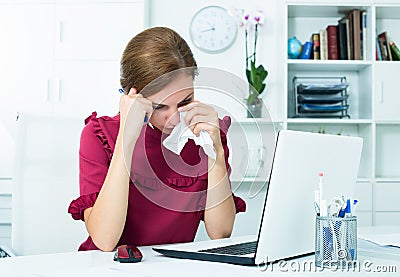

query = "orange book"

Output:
[[312, 33, 320, 60]]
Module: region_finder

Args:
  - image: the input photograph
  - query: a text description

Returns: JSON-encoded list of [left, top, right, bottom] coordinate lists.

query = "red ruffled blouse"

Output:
[[68, 112, 246, 251]]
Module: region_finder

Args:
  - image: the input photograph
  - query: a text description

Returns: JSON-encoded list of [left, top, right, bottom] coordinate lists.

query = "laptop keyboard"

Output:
[[198, 241, 257, 256]]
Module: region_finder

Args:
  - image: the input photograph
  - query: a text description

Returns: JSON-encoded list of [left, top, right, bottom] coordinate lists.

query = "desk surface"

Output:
[[1, 233, 399, 276]]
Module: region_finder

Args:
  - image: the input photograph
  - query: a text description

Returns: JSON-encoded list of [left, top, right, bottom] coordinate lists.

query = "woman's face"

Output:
[[147, 74, 194, 134]]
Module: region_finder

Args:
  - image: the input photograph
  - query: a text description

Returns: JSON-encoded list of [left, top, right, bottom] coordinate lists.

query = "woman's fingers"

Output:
[[180, 102, 216, 125], [120, 89, 153, 125], [179, 101, 221, 138], [189, 116, 220, 136], [128, 87, 137, 96]]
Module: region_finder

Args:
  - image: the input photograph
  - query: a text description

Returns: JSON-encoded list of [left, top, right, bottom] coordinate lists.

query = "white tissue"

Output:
[[162, 112, 216, 160]]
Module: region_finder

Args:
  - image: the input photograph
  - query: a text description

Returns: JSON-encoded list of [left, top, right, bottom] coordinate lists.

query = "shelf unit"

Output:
[[283, 1, 400, 227]]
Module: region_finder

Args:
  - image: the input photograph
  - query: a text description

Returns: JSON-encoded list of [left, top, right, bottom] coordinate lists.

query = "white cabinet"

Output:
[[374, 62, 400, 121], [375, 182, 400, 226], [53, 2, 145, 117], [0, 1, 145, 117], [53, 61, 121, 118], [0, 3, 54, 114], [375, 125, 400, 179], [55, 3, 142, 61]]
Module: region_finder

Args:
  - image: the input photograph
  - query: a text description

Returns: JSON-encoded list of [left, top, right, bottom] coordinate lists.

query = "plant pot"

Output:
[[246, 97, 263, 118]]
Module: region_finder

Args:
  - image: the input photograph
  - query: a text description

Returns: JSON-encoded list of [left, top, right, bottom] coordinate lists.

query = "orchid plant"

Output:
[[235, 9, 268, 105]]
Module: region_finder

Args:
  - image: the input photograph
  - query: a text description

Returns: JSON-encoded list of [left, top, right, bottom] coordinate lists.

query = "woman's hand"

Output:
[[178, 101, 223, 151], [119, 88, 153, 144]]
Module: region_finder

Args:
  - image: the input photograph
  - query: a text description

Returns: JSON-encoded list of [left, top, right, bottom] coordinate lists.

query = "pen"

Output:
[[314, 202, 320, 216], [318, 172, 324, 207]]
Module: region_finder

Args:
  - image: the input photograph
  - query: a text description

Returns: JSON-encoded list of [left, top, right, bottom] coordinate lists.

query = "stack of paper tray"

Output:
[[295, 81, 350, 118]]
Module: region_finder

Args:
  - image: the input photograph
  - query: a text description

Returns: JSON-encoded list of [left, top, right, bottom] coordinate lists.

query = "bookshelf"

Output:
[[284, 1, 400, 227]]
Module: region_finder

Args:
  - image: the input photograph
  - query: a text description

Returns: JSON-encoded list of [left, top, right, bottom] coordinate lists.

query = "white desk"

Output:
[[0, 234, 399, 276]]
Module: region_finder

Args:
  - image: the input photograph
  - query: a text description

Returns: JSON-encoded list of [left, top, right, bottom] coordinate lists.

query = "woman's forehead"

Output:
[[149, 75, 194, 103]]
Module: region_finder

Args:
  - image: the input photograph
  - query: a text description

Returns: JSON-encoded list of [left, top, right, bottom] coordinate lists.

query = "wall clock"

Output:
[[189, 6, 238, 53]]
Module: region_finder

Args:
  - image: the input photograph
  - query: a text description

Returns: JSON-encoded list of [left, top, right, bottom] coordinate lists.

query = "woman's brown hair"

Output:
[[120, 27, 197, 96]]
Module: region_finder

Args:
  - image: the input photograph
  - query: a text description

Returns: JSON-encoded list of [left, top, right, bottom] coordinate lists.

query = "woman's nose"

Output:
[[167, 109, 181, 126]]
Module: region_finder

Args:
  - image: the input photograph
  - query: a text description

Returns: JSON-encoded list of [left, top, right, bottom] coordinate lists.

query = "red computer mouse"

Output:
[[113, 244, 143, 263]]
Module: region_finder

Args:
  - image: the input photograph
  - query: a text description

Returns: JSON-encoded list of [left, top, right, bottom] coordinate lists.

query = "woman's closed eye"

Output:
[[152, 96, 193, 111], [152, 104, 165, 110], [177, 98, 193, 108]]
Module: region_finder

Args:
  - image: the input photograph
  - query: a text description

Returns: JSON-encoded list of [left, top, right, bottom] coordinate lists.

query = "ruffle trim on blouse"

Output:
[[131, 172, 207, 191], [68, 192, 99, 221], [233, 195, 246, 213], [85, 112, 113, 162]]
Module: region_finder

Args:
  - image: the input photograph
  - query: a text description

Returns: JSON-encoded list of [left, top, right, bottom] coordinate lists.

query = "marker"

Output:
[[338, 207, 346, 218], [338, 195, 346, 218], [345, 198, 351, 217]]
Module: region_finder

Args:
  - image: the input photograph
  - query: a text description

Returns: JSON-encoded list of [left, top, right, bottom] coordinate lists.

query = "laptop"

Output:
[[153, 130, 363, 265]]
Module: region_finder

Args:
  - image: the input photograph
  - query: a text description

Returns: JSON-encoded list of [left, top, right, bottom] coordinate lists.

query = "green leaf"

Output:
[[259, 83, 266, 94], [246, 69, 251, 83], [246, 61, 268, 98]]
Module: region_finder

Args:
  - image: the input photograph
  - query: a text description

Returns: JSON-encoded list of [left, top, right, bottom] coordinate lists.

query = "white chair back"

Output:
[[12, 113, 87, 255]]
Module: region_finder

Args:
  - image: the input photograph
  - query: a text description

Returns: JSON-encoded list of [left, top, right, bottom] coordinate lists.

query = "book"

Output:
[[312, 33, 320, 60], [319, 29, 328, 60], [376, 35, 383, 61], [349, 9, 361, 60], [339, 17, 351, 60], [361, 11, 367, 60], [337, 20, 348, 60], [378, 32, 390, 61], [326, 25, 339, 60], [384, 32, 393, 61], [389, 41, 400, 61]]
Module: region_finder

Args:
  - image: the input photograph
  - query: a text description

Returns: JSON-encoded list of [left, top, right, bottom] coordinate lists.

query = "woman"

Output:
[[68, 27, 246, 251]]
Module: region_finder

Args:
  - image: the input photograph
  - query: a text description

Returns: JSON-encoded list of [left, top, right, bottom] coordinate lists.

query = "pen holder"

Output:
[[315, 216, 357, 268]]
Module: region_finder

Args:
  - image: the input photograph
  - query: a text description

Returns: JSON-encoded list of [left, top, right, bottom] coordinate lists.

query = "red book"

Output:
[[326, 25, 339, 60]]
